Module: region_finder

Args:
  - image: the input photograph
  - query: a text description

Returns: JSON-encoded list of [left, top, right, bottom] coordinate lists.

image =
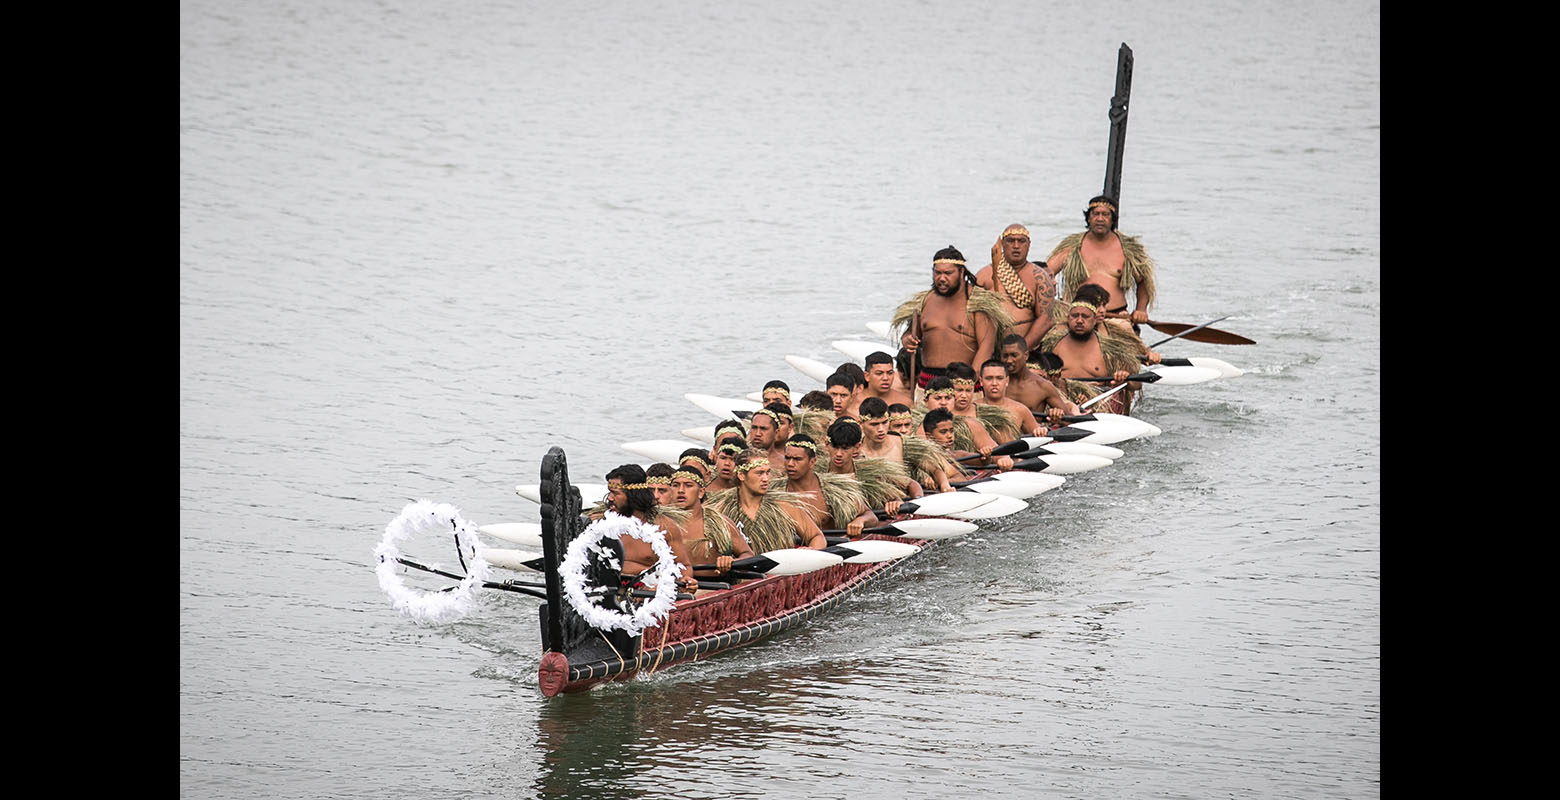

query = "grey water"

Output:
[[180, 0, 1379, 797]]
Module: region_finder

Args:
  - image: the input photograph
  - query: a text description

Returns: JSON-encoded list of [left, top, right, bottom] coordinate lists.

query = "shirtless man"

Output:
[[706, 437, 746, 494], [665, 463, 752, 580], [976, 223, 1058, 354], [644, 462, 677, 508], [917, 408, 979, 489], [944, 363, 1024, 450], [887, 403, 915, 436], [1045, 195, 1158, 326], [603, 463, 700, 593], [896, 245, 1010, 390], [747, 407, 788, 475], [997, 333, 1080, 422], [826, 415, 919, 510], [977, 359, 1048, 436], [780, 434, 880, 539], [857, 397, 906, 464], [760, 380, 792, 408], [708, 449, 827, 553], [923, 376, 1014, 470], [862, 350, 914, 407], [1040, 294, 1162, 415], [825, 372, 860, 418]]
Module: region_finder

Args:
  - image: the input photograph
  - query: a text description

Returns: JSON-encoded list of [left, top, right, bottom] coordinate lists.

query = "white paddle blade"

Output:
[[758, 548, 845, 575], [483, 548, 542, 572], [832, 340, 891, 363], [1075, 412, 1160, 438], [961, 480, 1050, 500], [1186, 357, 1243, 378], [1025, 453, 1114, 474], [479, 522, 543, 548], [1033, 441, 1125, 460], [902, 491, 1000, 517], [990, 472, 1068, 491], [746, 391, 764, 402], [865, 320, 892, 340], [681, 425, 717, 442], [828, 539, 921, 564], [516, 483, 608, 504], [1144, 365, 1222, 386], [945, 494, 1027, 519], [881, 518, 979, 540], [622, 439, 695, 464], [785, 355, 836, 383], [685, 393, 760, 420]]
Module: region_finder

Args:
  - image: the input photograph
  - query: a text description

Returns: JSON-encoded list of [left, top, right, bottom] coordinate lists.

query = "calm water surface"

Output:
[[180, 1, 1379, 797]]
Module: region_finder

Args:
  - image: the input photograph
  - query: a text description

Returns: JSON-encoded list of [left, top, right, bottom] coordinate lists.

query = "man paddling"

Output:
[[604, 464, 700, 594], [975, 223, 1059, 355], [1039, 292, 1161, 415], [1045, 195, 1158, 327], [773, 434, 881, 539], [707, 450, 827, 553], [894, 245, 1012, 391], [997, 334, 1080, 422], [664, 463, 753, 581], [887, 403, 915, 437], [916, 408, 984, 488], [977, 359, 1048, 436], [823, 417, 919, 515], [924, 375, 1013, 469], [945, 361, 1023, 444]]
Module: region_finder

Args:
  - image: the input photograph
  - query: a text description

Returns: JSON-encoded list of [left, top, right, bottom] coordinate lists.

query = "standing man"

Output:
[[975, 223, 1058, 355], [893, 245, 1013, 391], [1045, 195, 1158, 326]]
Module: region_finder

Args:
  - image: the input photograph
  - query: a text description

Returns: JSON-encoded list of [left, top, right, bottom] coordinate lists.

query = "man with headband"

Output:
[[662, 462, 753, 583], [747, 403, 791, 477], [923, 376, 1014, 470], [603, 463, 701, 594], [892, 245, 1013, 397], [976, 223, 1058, 356], [1045, 195, 1158, 328], [760, 380, 792, 408], [772, 433, 881, 539], [1039, 284, 1162, 415], [706, 436, 747, 494], [707, 449, 827, 553]]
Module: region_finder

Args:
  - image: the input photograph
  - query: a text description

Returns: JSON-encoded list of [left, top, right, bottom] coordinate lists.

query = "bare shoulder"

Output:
[[973, 263, 995, 287]]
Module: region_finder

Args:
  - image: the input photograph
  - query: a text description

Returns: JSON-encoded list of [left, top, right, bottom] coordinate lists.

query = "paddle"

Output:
[[823, 518, 979, 541], [1073, 365, 1220, 386], [869, 491, 996, 519], [820, 518, 977, 540], [1139, 316, 1255, 347], [693, 548, 845, 577], [954, 438, 1033, 463], [821, 539, 921, 563]]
